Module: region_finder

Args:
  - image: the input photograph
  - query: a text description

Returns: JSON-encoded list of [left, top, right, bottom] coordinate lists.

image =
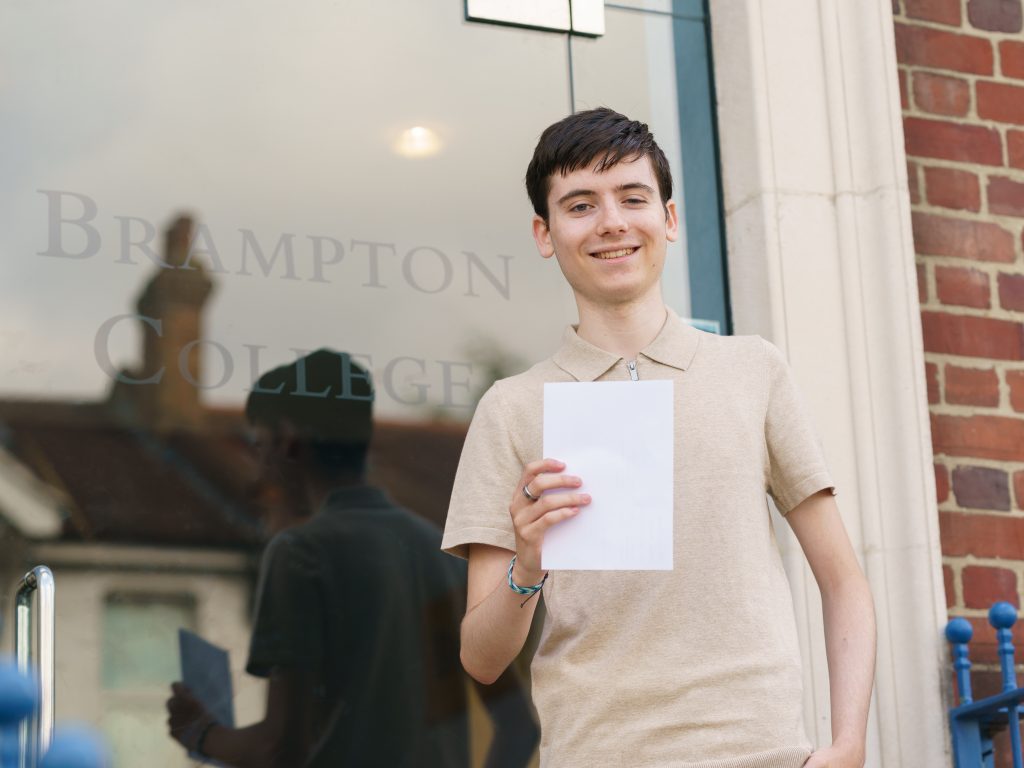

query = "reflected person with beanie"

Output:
[[167, 350, 537, 767]]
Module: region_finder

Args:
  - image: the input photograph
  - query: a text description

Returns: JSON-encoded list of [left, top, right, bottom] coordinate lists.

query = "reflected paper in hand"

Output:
[[178, 629, 235, 766]]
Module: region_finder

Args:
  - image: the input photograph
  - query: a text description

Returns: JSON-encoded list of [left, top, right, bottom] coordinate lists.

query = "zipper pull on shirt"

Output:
[[626, 360, 639, 381]]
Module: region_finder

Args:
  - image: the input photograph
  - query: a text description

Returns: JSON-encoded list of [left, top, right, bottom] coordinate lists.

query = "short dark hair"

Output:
[[245, 349, 374, 476], [525, 107, 673, 221]]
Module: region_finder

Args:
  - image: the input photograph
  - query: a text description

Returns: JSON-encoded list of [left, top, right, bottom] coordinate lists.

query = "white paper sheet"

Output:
[[542, 380, 674, 570]]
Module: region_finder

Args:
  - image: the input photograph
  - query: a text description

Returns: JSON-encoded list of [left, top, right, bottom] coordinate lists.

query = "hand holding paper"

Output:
[[172, 629, 235, 766]]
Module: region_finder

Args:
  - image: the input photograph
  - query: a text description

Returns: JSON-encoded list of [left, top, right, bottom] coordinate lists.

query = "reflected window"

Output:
[[101, 592, 196, 767]]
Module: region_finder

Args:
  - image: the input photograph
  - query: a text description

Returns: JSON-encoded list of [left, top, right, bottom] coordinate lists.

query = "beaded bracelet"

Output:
[[508, 555, 548, 606]]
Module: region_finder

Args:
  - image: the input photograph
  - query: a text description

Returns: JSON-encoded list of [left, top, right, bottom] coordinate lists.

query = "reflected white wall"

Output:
[[1, 1, 696, 420]]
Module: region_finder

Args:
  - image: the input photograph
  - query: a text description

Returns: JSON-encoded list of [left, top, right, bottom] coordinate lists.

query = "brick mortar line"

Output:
[[907, 155, 1024, 181], [910, 199, 1024, 230], [917, 288, 1024, 316], [938, 498, 1024, 515], [917, 299, 1024, 318], [934, 455, 1024, 473], [946, 607, 1024, 620], [922, 355, 1024, 373], [908, 152, 1024, 168], [894, 15, 1024, 44], [950, 559, 965, 608], [916, 261, 1024, 277], [928, 398, 1024, 417], [916, 294, 1024, 319], [939, 505, 1024, 517], [934, 472, 1024, 494], [914, 254, 1024, 271], [938, 504, 1024, 518], [900, 63, 1024, 89], [924, 257, 938, 306], [917, 302, 1024, 322], [916, 253, 1024, 275], [945, 555, 1024, 571], [901, 103, 1024, 133]]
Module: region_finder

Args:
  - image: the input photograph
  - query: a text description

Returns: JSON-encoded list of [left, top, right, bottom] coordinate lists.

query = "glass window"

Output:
[[0, 2, 726, 765]]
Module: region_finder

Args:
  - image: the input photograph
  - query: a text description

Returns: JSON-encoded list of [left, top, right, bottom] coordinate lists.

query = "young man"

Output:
[[441, 108, 876, 767]]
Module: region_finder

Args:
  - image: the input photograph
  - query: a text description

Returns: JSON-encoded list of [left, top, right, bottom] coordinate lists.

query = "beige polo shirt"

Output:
[[442, 309, 835, 768]]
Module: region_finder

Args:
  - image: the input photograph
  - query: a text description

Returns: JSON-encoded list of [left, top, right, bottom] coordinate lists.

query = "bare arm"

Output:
[[168, 668, 315, 768], [787, 489, 876, 768], [460, 458, 590, 684], [461, 543, 542, 684]]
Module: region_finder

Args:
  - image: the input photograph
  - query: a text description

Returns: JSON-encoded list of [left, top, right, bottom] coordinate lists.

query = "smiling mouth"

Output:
[[590, 247, 638, 260]]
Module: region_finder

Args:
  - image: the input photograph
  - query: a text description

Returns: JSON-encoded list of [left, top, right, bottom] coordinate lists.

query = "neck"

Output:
[[305, 471, 365, 512], [575, 291, 668, 360]]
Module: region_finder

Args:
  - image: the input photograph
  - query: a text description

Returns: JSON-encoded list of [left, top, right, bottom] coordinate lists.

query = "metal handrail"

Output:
[[14, 567, 54, 767]]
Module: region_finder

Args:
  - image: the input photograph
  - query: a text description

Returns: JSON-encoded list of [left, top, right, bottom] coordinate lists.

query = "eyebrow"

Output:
[[556, 182, 655, 207]]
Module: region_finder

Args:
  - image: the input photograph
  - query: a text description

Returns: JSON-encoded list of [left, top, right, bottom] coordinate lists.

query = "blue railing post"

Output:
[[0, 660, 108, 768], [0, 661, 38, 768], [990, 602, 1024, 768], [946, 618, 993, 767], [38, 727, 109, 768], [948, 617, 975, 705]]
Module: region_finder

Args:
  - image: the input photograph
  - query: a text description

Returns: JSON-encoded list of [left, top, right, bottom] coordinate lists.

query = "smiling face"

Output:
[[532, 155, 678, 310]]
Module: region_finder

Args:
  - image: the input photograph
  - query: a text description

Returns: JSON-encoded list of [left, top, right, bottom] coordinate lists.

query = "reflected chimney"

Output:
[[110, 215, 215, 430]]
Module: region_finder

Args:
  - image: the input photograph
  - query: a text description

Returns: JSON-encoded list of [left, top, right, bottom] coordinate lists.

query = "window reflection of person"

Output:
[[166, 350, 537, 767]]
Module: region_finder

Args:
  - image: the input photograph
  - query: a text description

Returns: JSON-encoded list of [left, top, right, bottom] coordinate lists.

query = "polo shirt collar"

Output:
[[322, 484, 392, 511], [552, 307, 701, 382]]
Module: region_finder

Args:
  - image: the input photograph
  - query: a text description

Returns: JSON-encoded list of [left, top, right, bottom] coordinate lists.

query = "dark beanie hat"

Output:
[[244, 349, 373, 444]]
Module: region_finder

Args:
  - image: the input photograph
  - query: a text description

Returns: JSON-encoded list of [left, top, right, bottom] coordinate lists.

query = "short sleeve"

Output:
[[762, 339, 837, 514], [246, 530, 323, 677], [441, 383, 523, 559]]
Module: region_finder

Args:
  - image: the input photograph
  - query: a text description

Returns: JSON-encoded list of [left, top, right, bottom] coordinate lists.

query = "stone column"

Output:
[[708, 0, 949, 764]]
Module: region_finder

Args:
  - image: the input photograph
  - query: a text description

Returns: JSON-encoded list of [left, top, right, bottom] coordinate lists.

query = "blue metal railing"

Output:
[[946, 602, 1024, 768]]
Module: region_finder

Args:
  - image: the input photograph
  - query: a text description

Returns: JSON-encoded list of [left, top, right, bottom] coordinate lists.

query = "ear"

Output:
[[532, 215, 556, 259], [275, 419, 301, 461], [664, 200, 680, 243]]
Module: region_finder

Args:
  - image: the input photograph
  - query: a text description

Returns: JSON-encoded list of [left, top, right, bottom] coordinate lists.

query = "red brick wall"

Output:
[[895, 0, 1024, 758]]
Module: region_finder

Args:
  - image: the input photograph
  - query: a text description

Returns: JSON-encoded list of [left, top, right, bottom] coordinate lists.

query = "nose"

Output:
[[596, 203, 628, 235]]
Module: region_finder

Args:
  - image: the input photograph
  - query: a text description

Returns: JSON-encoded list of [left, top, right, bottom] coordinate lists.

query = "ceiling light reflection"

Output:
[[395, 125, 442, 158]]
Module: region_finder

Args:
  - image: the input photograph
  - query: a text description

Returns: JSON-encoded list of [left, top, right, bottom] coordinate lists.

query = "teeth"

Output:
[[592, 247, 636, 259]]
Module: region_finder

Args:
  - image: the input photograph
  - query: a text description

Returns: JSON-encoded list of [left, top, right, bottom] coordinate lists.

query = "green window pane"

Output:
[[102, 593, 196, 690]]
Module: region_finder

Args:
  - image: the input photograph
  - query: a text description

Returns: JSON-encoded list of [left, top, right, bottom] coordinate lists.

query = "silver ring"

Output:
[[522, 483, 540, 502]]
